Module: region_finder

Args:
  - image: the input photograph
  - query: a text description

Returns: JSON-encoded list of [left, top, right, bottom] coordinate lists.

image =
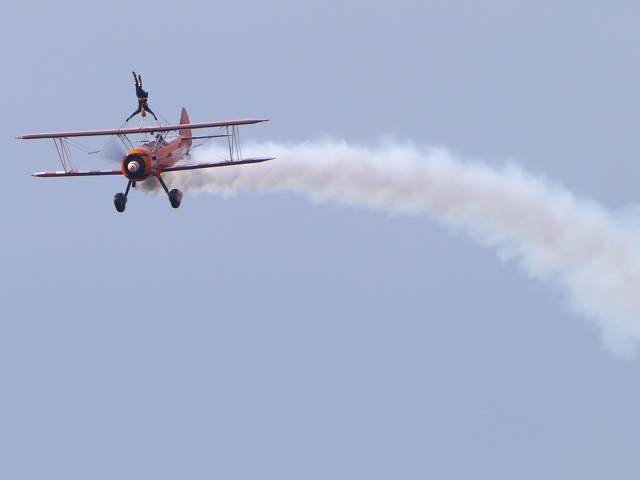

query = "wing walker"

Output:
[[17, 75, 274, 212]]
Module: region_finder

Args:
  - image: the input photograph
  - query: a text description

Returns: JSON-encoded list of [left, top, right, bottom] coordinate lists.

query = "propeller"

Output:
[[98, 136, 127, 165]]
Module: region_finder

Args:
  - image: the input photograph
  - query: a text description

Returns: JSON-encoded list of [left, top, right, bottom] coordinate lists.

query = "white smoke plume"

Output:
[[147, 139, 640, 357]]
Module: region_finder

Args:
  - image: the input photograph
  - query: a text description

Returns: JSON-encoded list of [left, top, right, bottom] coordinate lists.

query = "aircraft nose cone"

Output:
[[127, 161, 140, 173]]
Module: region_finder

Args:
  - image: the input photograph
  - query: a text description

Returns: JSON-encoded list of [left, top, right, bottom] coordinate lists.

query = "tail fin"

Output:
[[179, 108, 192, 148]]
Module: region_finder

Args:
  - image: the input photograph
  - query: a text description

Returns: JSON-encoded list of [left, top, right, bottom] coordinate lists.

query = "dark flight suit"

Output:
[[126, 72, 157, 122]]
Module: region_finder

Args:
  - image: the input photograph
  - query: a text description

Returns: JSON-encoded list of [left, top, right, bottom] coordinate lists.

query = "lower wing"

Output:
[[32, 169, 123, 177], [32, 158, 274, 177], [162, 157, 274, 172]]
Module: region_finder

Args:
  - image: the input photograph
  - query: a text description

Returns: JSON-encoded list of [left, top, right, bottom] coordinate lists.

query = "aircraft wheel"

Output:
[[114, 193, 127, 212], [168, 189, 183, 209]]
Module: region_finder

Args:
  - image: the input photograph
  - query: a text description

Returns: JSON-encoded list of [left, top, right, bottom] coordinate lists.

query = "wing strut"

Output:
[[227, 125, 243, 162], [53, 138, 77, 173]]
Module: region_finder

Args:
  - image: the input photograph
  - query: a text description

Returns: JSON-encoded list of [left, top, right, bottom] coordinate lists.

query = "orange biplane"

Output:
[[17, 108, 273, 212]]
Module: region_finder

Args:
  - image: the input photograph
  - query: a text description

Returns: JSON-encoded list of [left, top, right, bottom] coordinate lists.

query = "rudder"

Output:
[[179, 108, 192, 149]]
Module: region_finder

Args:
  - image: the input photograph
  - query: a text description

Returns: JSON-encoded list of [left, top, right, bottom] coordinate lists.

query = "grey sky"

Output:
[[2, 1, 640, 478]]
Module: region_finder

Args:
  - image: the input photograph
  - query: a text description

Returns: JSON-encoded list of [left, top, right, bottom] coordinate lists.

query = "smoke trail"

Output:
[[147, 139, 640, 357]]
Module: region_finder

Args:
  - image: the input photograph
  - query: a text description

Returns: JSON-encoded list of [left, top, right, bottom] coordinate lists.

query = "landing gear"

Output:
[[158, 175, 182, 209], [113, 176, 183, 211], [168, 189, 183, 209], [114, 193, 127, 212], [113, 180, 133, 213]]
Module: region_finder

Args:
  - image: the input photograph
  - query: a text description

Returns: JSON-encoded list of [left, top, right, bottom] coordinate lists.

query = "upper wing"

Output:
[[32, 169, 123, 177], [17, 119, 268, 140], [162, 157, 275, 172]]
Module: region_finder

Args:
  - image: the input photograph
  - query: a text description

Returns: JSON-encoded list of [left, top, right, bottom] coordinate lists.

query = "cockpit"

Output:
[[144, 133, 169, 152]]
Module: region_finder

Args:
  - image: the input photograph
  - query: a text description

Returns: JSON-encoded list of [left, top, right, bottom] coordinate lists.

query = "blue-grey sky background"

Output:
[[2, 1, 640, 478]]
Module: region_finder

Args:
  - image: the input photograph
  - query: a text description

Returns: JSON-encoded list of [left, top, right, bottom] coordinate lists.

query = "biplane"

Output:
[[17, 108, 274, 212]]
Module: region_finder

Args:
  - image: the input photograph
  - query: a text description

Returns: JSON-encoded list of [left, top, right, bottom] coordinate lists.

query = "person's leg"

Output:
[[126, 106, 142, 122]]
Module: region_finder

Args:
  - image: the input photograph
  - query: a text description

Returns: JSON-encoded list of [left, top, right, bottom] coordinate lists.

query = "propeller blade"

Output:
[[98, 137, 127, 164]]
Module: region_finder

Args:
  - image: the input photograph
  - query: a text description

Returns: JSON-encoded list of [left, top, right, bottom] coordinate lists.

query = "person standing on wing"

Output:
[[126, 72, 158, 122]]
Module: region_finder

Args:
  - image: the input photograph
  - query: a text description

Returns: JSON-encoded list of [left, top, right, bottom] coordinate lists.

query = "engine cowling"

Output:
[[121, 149, 153, 180]]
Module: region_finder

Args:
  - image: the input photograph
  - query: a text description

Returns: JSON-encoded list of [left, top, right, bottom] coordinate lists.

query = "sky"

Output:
[[2, 1, 640, 478]]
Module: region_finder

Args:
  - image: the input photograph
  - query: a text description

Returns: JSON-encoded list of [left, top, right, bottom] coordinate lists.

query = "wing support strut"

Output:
[[227, 125, 242, 163], [52, 138, 77, 173], [117, 134, 134, 151]]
